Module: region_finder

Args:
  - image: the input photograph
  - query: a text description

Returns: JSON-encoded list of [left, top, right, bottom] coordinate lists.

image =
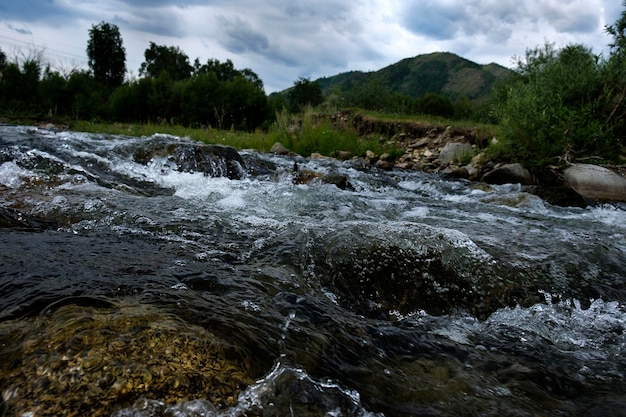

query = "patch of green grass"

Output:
[[71, 121, 274, 151], [269, 107, 399, 158], [354, 108, 500, 138]]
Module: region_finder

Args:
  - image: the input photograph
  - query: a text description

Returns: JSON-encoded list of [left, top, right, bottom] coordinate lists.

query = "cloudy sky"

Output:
[[0, 1, 623, 93]]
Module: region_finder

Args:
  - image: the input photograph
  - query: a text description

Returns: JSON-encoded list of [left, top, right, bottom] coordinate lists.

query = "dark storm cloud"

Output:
[[0, 0, 70, 23], [217, 16, 270, 54], [399, 0, 606, 43], [401, 2, 463, 40], [7, 24, 32, 35], [122, 9, 187, 38]]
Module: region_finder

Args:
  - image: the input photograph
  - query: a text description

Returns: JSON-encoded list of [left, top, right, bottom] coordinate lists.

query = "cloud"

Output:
[[400, 1, 464, 40], [0, 0, 68, 22], [217, 16, 270, 54], [7, 24, 32, 35], [121, 8, 187, 38], [399, 0, 605, 43], [0, 0, 622, 92]]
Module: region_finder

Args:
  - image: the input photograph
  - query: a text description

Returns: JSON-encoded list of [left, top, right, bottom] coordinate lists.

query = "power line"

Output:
[[0, 32, 89, 65], [0, 29, 143, 68]]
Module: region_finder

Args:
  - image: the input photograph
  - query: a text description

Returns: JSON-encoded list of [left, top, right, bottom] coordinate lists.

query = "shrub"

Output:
[[492, 43, 620, 167]]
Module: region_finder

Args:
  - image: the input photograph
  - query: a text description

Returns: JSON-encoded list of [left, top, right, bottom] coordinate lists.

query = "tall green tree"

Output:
[[87, 21, 126, 89], [39, 66, 69, 116], [195, 58, 239, 81], [0, 48, 6, 74], [0, 55, 41, 113], [603, 1, 626, 131], [67, 70, 107, 120], [288, 77, 323, 112], [139, 42, 193, 81], [0, 62, 24, 111]]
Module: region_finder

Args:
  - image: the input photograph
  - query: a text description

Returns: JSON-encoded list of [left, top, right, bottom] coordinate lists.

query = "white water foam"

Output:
[[0, 161, 30, 188]]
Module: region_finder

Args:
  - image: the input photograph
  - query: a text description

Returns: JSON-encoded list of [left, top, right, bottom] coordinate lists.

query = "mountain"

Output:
[[314, 52, 514, 101]]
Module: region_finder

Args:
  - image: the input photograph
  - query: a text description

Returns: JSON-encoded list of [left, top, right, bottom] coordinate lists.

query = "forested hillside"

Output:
[[315, 52, 513, 102]]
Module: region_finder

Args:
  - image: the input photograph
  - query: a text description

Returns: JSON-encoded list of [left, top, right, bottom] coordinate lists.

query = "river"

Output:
[[0, 124, 625, 417]]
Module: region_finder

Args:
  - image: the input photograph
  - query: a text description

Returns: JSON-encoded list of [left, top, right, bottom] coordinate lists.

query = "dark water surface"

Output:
[[1, 125, 625, 416]]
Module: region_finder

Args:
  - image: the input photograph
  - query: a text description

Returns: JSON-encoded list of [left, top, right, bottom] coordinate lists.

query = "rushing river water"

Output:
[[0, 124, 625, 417]]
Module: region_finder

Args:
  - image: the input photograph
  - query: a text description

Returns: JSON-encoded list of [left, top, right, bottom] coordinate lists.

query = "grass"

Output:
[[71, 121, 275, 152], [70, 108, 406, 159], [53, 108, 501, 162], [354, 108, 501, 138]]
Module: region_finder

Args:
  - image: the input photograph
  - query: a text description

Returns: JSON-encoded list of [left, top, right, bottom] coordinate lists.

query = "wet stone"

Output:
[[0, 301, 256, 417]]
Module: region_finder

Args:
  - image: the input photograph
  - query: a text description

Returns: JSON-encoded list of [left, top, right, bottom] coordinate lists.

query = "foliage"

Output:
[[492, 41, 623, 167], [0, 39, 267, 131], [288, 78, 323, 112], [0, 54, 43, 114], [67, 70, 108, 120], [604, 1, 626, 136], [0, 48, 6, 71], [139, 42, 193, 81], [415, 93, 454, 118], [72, 120, 274, 152], [39, 66, 71, 116], [87, 22, 126, 89], [269, 107, 401, 157], [315, 52, 513, 110]]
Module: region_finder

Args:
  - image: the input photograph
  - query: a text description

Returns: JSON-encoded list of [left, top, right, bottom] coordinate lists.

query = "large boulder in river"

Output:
[[169, 144, 246, 179], [481, 163, 534, 185], [130, 138, 247, 179], [563, 163, 626, 202]]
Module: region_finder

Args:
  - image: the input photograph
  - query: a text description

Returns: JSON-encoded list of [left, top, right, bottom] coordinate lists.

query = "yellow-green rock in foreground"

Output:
[[0, 301, 254, 417]]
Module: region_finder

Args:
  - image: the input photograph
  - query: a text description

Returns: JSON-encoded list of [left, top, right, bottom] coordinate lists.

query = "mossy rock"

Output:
[[0, 301, 255, 416]]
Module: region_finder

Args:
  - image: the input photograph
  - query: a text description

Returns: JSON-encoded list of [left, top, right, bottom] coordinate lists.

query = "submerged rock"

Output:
[[0, 206, 57, 230], [527, 185, 587, 207], [321, 173, 355, 191], [310, 224, 524, 320], [563, 163, 626, 202], [481, 163, 534, 185], [131, 140, 246, 179], [0, 301, 255, 417]]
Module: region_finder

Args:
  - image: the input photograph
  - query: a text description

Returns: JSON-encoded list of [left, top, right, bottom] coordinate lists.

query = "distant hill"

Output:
[[314, 52, 514, 102]]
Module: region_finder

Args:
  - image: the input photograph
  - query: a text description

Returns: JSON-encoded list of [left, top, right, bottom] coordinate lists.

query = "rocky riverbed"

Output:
[[276, 111, 626, 206]]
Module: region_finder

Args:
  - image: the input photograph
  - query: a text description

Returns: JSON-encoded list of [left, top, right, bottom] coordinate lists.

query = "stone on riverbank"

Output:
[[563, 163, 626, 202], [270, 142, 291, 155], [439, 142, 473, 165]]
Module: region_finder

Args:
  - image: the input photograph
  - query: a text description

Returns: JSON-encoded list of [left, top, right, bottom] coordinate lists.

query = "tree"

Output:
[[87, 21, 126, 89], [415, 93, 454, 118], [604, 1, 626, 130], [139, 42, 193, 81], [288, 77, 323, 112], [196, 58, 239, 81], [0, 48, 7, 74], [67, 70, 107, 119], [39, 66, 69, 116], [21, 58, 42, 112], [0, 62, 24, 111]]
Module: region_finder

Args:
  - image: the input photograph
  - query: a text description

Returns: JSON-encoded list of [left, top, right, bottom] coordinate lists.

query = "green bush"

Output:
[[492, 38, 625, 167]]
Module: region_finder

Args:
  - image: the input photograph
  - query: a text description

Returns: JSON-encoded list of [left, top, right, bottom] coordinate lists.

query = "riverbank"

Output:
[[272, 111, 626, 206]]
